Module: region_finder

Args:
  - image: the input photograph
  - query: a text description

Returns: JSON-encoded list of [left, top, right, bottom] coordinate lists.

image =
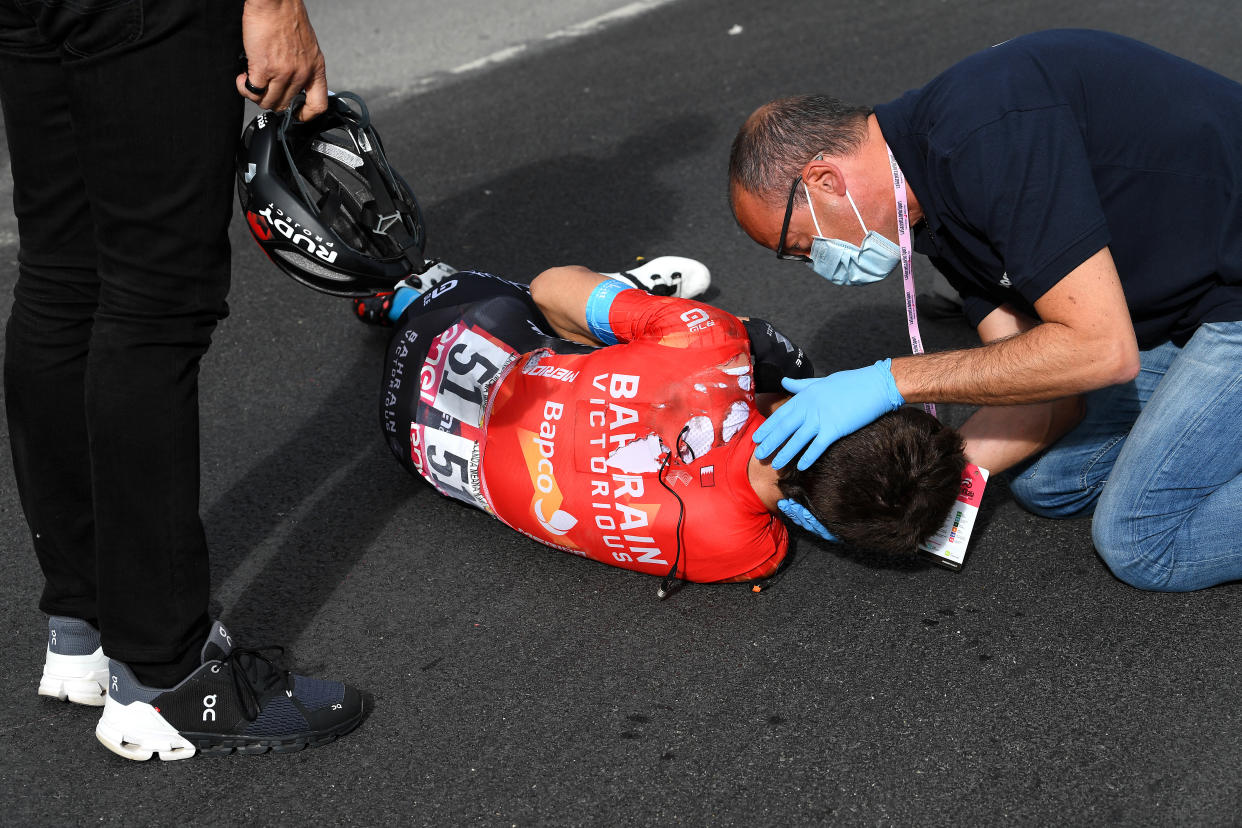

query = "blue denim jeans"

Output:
[[1010, 321, 1242, 591]]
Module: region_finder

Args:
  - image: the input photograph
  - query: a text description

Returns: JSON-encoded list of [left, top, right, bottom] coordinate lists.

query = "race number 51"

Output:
[[421, 326, 511, 427]]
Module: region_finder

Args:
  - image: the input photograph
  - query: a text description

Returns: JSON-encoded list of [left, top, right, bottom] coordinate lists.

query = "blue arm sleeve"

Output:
[[585, 279, 636, 346]]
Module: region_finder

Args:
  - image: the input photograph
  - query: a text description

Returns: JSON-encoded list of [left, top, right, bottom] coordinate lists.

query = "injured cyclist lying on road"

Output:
[[354, 260, 967, 587], [236, 92, 967, 589]]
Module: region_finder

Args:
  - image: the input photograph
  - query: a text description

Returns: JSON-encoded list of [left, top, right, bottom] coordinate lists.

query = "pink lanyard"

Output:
[[887, 145, 937, 419]]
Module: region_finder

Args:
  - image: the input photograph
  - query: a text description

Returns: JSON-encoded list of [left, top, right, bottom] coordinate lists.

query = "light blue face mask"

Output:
[[803, 183, 901, 286]]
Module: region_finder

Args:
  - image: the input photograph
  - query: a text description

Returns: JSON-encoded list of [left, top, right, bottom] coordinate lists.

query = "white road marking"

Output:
[[545, 0, 681, 41], [450, 0, 679, 76], [0, 1, 687, 243], [451, 44, 532, 76]]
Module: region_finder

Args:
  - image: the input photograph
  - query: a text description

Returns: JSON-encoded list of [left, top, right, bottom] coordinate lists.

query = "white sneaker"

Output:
[[606, 256, 711, 299], [39, 616, 108, 707]]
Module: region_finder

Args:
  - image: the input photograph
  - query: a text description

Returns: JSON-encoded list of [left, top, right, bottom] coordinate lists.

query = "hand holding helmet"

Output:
[[237, 91, 427, 297], [237, 0, 329, 119]]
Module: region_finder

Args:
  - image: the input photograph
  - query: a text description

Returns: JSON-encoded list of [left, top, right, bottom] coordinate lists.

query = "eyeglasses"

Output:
[[775, 173, 810, 262]]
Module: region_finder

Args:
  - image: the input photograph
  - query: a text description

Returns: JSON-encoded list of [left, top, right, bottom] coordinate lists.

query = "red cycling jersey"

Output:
[[477, 289, 788, 582]]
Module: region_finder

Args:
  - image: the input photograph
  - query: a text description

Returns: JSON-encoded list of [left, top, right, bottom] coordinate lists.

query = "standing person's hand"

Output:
[[753, 359, 905, 470], [237, 0, 328, 120]]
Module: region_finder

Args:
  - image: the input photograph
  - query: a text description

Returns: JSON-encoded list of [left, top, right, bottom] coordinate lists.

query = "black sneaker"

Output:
[[95, 621, 366, 761]]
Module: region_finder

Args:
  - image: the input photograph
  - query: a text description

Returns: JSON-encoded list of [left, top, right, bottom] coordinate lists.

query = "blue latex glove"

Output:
[[754, 358, 904, 470], [777, 499, 838, 542]]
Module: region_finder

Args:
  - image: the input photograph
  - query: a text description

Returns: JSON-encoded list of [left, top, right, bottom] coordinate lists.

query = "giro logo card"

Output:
[[918, 463, 989, 571]]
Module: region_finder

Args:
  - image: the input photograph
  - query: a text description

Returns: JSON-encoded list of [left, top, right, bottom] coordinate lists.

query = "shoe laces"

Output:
[[224, 646, 293, 721]]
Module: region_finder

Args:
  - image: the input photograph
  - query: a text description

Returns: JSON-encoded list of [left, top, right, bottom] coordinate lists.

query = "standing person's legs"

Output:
[[3, 0, 368, 760], [1091, 321, 1242, 591], [69, 0, 245, 682], [0, 29, 102, 629], [1, 0, 245, 685]]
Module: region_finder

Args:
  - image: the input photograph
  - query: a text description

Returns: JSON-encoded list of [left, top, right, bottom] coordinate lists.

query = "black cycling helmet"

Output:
[[237, 91, 426, 297]]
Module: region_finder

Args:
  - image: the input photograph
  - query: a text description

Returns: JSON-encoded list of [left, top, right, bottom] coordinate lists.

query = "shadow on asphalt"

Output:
[[200, 338, 416, 644], [405, 114, 718, 274]]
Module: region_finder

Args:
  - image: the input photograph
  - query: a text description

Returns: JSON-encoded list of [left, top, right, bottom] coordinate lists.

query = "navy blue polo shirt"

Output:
[[874, 29, 1242, 348]]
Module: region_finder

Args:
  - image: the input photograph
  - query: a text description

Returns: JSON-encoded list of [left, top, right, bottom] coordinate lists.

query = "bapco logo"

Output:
[[534, 499, 578, 536]]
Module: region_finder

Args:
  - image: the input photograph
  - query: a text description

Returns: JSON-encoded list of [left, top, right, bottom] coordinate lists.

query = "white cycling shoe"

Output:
[[606, 256, 711, 299]]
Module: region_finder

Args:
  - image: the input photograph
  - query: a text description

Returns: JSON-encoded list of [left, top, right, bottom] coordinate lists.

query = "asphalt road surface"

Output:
[[3, 1, 1242, 824]]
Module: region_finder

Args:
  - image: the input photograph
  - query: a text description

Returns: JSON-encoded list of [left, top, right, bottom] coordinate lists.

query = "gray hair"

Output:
[[729, 95, 873, 205]]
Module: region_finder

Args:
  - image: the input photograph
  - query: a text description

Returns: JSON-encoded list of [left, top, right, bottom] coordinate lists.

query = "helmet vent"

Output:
[[310, 139, 364, 170], [237, 90, 425, 296], [274, 249, 351, 282]]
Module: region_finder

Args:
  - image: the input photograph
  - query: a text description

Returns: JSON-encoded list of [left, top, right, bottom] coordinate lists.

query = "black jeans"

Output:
[[0, 0, 244, 680]]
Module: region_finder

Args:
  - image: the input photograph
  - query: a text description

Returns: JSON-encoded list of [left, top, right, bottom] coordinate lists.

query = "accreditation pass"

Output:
[[919, 463, 989, 570]]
